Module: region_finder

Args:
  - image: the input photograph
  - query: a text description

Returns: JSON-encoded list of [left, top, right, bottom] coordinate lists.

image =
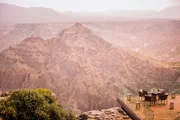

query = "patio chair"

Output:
[[152, 93, 157, 104], [143, 90, 148, 96], [144, 95, 154, 106], [138, 91, 144, 101], [138, 90, 148, 101], [158, 93, 168, 105]]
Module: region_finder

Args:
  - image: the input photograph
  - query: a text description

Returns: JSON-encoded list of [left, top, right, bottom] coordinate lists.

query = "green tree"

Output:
[[0, 88, 76, 120]]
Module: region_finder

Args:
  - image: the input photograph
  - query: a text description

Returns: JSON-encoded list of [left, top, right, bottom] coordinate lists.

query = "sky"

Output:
[[0, 0, 179, 12]]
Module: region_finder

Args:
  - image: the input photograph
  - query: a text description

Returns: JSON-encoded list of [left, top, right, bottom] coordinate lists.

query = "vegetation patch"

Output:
[[0, 88, 76, 120]]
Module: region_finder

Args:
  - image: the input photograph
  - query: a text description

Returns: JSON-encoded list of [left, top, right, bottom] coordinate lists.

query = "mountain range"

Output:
[[0, 20, 180, 62], [85, 20, 180, 62], [0, 23, 179, 113], [0, 2, 180, 114], [0, 3, 180, 24], [0, 3, 67, 23]]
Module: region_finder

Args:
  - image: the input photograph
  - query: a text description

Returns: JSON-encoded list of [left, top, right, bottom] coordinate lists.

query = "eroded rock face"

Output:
[[0, 23, 179, 113], [85, 20, 180, 62], [1, 20, 180, 62], [0, 23, 73, 52]]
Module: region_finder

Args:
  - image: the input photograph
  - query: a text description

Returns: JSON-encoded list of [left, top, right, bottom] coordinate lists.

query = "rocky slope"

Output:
[[1, 19, 180, 62], [0, 23, 73, 51], [0, 23, 179, 113], [85, 20, 180, 62]]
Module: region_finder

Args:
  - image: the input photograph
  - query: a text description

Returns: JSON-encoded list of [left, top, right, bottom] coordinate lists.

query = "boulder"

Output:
[[51, 92, 57, 100]]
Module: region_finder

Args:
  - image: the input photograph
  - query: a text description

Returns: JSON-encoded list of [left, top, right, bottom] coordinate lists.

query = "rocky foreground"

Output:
[[81, 107, 131, 120]]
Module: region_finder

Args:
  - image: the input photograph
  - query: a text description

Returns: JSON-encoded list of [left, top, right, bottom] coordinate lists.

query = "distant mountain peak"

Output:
[[55, 24, 112, 51], [58, 23, 92, 36]]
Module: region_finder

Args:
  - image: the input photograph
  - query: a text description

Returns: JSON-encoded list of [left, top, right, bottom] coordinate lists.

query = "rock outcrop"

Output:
[[81, 107, 131, 120]]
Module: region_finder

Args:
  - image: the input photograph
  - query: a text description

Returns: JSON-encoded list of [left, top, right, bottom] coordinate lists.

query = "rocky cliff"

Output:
[[85, 20, 180, 62]]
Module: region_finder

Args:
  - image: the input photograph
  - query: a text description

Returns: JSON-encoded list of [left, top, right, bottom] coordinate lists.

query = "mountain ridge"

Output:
[[1, 3, 180, 24], [0, 23, 179, 113], [0, 3, 67, 23]]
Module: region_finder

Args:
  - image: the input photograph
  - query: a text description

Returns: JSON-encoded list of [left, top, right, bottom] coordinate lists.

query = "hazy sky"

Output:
[[0, 0, 179, 12]]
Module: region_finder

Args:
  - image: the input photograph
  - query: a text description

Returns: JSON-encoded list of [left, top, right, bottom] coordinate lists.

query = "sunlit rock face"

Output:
[[0, 23, 179, 113]]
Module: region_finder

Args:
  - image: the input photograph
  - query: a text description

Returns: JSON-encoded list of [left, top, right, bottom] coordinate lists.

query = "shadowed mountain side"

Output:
[[0, 23, 179, 113]]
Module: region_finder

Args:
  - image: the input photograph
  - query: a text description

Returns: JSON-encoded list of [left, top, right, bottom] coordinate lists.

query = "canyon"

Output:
[[0, 23, 179, 113]]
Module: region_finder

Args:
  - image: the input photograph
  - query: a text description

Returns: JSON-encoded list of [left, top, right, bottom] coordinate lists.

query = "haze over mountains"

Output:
[[0, 3, 67, 23], [0, 2, 180, 114], [85, 20, 180, 62], [0, 20, 180, 62], [0, 3, 180, 24], [0, 23, 73, 51], [0, 23, 179, 113]]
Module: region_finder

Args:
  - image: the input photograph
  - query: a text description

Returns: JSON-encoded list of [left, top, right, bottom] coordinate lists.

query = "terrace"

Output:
[[118, 91, 180, 120]]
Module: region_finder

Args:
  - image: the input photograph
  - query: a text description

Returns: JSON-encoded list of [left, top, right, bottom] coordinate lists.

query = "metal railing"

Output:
[[119, 94, 180, 120], [121, 96, 155, 119], [117, 98, 141, 120], [121, 96, 155, 120]]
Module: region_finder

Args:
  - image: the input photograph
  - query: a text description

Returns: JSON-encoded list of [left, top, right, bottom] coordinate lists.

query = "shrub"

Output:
[[0, 88, 76, 120]]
